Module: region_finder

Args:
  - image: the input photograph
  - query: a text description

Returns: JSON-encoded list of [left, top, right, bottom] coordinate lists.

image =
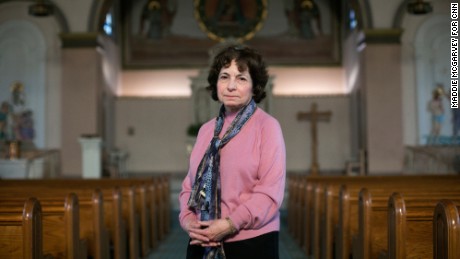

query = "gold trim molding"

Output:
[[362, 29, 403, 44], [60, 33, 100, 48]]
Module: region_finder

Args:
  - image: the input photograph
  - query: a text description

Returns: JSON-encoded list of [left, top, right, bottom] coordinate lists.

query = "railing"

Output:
[[404, 146, 460, 174], [0, 149, 61, 178]]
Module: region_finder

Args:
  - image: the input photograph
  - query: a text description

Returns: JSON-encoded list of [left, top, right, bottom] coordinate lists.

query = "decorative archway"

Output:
[[396, 0, 451, 145], [0, 0, 69, 32], [414, 16, 451, 144], [0, 1, 68, 148], [355, 0, 373, 29], [0, 20, 46, 147]]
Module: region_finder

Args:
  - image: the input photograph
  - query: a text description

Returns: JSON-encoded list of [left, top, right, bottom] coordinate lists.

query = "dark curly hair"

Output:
[[206, 44, 268, 103]]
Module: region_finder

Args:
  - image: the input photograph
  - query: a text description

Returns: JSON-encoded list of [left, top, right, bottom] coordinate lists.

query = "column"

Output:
[[361, 29, 405, 174], [60, 33, 104, 176]]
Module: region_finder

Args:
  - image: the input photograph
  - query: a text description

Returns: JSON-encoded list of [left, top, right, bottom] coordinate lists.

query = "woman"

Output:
[[179, 45, 286, 259]]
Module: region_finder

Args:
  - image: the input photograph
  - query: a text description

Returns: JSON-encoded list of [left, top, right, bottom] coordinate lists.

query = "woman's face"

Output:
[[217, 60, 253, 113]]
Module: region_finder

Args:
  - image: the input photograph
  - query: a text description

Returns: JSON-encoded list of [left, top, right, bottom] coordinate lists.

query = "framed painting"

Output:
[[121, 0, 342, 68], [245, 0, 342, 66]]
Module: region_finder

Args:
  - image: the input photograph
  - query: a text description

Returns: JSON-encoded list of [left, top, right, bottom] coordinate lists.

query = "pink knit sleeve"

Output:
[[229, 118, 286, 230], [178, 171, 197, 230]]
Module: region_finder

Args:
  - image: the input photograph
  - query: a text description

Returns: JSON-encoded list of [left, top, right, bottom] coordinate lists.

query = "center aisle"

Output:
[[148, 210, 307, 259]]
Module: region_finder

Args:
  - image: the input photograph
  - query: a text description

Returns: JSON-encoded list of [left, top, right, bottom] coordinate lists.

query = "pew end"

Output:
[[433, 199, 460, 259], [0, 197, 45, 259]]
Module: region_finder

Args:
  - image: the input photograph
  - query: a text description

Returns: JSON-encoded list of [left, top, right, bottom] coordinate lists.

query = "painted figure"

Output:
[[285, 0, 322, 39], [140, 0, 176, 39]]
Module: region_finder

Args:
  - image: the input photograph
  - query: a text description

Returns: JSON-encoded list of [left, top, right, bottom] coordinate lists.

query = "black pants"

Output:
[[186, 231, 279, 259]]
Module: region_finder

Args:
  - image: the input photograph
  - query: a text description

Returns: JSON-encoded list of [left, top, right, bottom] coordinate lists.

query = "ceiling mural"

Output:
[[194, 0, 267, 42], [122, 0, 342, 68]]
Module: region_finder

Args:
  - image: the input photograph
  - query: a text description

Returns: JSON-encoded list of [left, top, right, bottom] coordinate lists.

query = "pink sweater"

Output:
[[179, 108, 286, 242]]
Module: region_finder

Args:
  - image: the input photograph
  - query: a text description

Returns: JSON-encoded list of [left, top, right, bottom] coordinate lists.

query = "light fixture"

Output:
[[407, 0, 433, 15], [29, 0, 54, 17], [300, 0, 315, 11]]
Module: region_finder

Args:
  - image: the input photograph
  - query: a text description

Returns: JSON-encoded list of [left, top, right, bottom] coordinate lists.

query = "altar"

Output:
[[0, 149, 60, 178]]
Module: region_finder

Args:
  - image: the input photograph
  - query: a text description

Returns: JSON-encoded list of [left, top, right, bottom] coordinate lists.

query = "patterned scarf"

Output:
[[187, 99, 257, 259]]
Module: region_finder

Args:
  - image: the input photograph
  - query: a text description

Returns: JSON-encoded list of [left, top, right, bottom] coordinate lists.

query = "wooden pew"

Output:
[[0, 194, 88, 259], [355, 189, 460, 259], [76, 176, 171, 252], [0, 190, 109, 258], [0, 197, 45, 259], [102, 176, 170, 243], [336, 182, 460, 259], [53, 176, 167, 246], [85, 176, 170, 243], [0, 177, 168, 258], [50, 177, 166, 248], [385, 193, 460, 259], [159, 175, 171, 237], [288, 175, 352, 256], [433, 199, 460, 259], [298, 177, 312, 247], [297, 175, 376, 256], [83, 176, 170, 244], [292, 176, 308, 244], [292, 175, 355, 256], [297, 175, 460, 259], [309, 176, 403, 259], [286, 174, 298, 236], [0, 182, 137, 259]]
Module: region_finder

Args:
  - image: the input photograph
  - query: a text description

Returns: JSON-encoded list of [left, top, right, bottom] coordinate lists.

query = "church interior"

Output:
[[0, 0, 458, 258]]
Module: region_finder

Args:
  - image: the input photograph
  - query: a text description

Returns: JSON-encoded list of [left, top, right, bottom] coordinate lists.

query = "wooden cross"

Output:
[[297, 102, 332, 175]]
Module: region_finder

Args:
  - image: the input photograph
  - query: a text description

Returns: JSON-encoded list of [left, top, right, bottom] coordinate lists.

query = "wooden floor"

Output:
[[148, 210, 307, 259]]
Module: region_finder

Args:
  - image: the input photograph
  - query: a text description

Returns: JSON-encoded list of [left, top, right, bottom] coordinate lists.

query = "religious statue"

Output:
[[0, 82, 35, 143], [427, 84, 447, 145], [11, 81, 25, 106]]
